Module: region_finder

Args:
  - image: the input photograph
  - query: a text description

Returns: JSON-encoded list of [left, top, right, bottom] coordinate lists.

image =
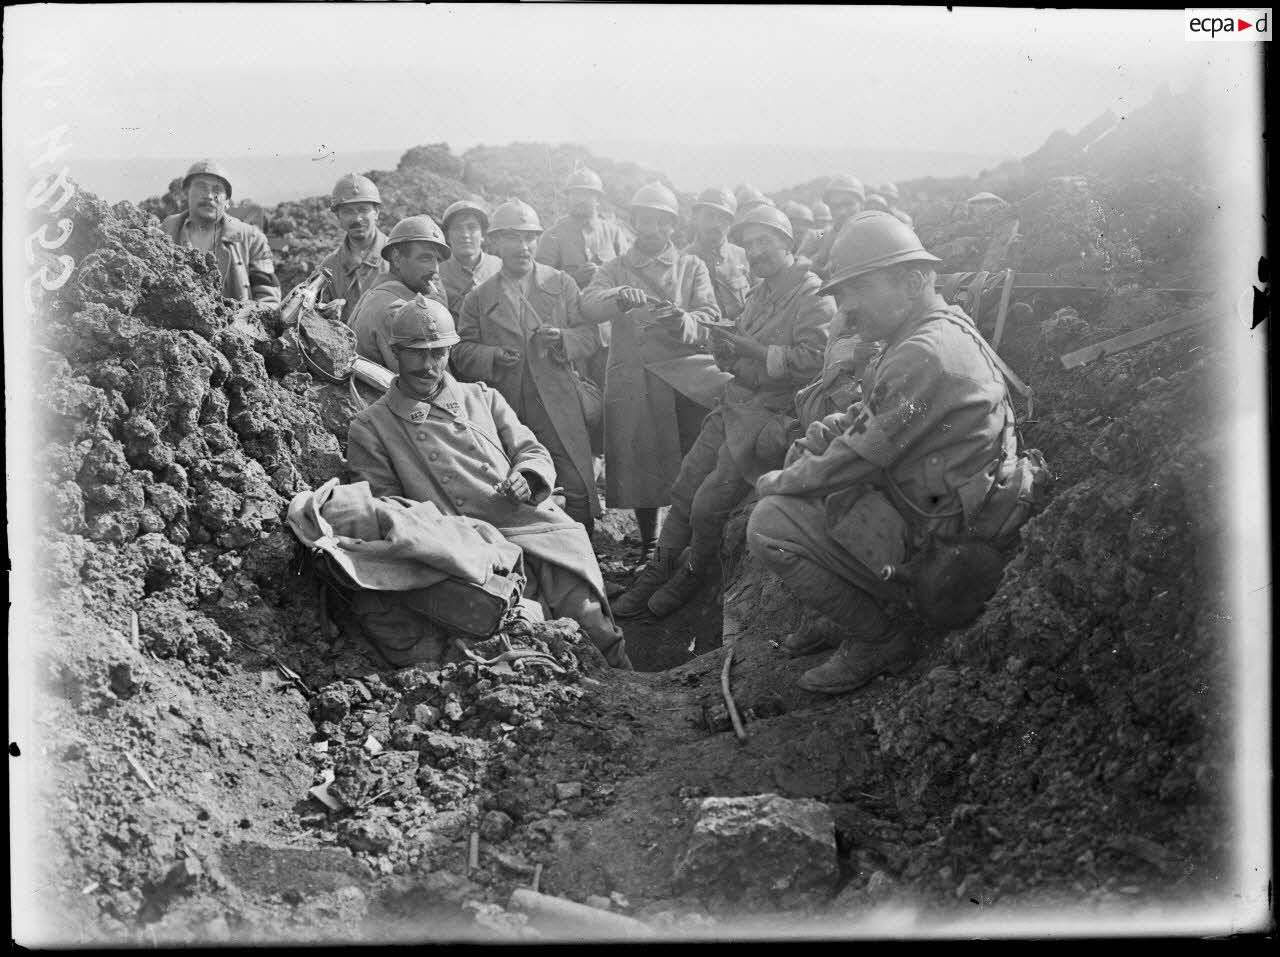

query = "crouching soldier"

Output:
[[616, 206, 830, 618], [748, 213, 1049, 694], [163, 159, 280, 305], [346, 296, 631, 670]]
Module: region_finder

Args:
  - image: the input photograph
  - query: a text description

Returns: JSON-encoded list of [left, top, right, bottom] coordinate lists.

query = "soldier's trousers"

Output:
[[746, 492, 893, 643], [656, 410, 752, 569], [525, 557, 629, 669]]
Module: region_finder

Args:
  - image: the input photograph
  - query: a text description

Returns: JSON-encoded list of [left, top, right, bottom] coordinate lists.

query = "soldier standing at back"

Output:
[[683, 187, 752, 323], [437, 200, 501, 318], [347, 215, 451, 372], [453, 200, 602, 534], [317, 174, 388, 325], [162, 160, 280, 305], [535, 165, 630, 290], [806, 174, 866, 278]]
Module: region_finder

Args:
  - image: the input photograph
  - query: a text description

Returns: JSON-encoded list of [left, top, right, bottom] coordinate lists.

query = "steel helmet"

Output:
[[330, 173, 381, 210], [734, 183, 764, 204], [823, 173, 866, 203], [629, 181, 679, 217], [728, 204, 795, 248], [381, 215, 451, 262], [693, 186, 737, 218], [441, 199, 490, 233], [487, 199, 543, 233], [182, 159, 233, 199], [864, 194, 890, 212], [564, 165, 604, 194], [811, 200, 832, 226], [782, 200, 814, 226], [817, 211, 941, 294], [389, 294, 460, 349], [879, 182, 900, 202]]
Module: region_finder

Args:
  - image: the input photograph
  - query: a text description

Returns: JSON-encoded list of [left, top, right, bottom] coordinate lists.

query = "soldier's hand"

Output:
[[498, 470, 532, 504], [534, 327, 563, 344], [494, 348, 523, 367], [615, 287, 649, 312], [316, 299, 345, 320]]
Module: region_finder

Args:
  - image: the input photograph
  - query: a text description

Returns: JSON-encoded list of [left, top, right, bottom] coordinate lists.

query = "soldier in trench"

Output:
[[748, 212, 1046, 694], [162, 159, 280, 306], [345, 297, 631, 670]]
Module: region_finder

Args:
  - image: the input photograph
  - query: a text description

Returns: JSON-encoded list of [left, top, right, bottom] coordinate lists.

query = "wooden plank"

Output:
[[1059, 312, 1208, 369], [991, 268, 1016, 352]]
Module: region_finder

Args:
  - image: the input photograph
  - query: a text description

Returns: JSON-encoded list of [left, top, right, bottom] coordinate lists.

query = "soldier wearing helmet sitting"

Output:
[[317, 173, 389, 325], [162, 159, 280, 305], [748, 212, 1039, 694], [347, 214, 451, 372], [616, 205, 832, 619], [346, 297, 631, 670]]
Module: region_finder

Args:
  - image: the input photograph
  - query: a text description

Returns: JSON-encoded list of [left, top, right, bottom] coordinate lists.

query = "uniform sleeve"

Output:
[[556, 277, 598, 363], [762, 288, 832, 385], [347, 415, 406, 498], [666, 257, 717, 347], [757, 342, 941, 498], [580, 259, 627, 325], [534, 230, 561, 269], [488, 387, 557, 503], [247, 228, 281, 305], [450, 289, 501, 383]]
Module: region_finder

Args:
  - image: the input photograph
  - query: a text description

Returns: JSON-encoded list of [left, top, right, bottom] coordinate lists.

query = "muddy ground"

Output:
[[12, 95, 1264, 941]]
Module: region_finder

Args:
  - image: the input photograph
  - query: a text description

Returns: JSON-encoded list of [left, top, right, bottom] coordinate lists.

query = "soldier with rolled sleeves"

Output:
[[452, 200, 602, 534], [437, 200, 501, 318], [806, 173, 866, 278], [347, 215, 451, 372], [346, 297, 631, 670], [535, 165, 630, 291], [747, 212, 1045, 694], [581, 181, 722, 560], [618, 205, 831, 618], [162, 159, 280, 305], [683, 187, 752, 323], [316, 173, 388, 325]]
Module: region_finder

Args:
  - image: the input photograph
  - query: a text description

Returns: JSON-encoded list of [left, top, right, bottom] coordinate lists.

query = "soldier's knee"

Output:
[[746, 496, 788, 563]]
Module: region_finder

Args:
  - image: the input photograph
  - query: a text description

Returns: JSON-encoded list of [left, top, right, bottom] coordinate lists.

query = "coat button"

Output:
[[441, 475, 450, 484], [418, 433, 430, 442], [454, 498, 465, 507], [480, 463, 491, 473], [428, 452, 438, 461]]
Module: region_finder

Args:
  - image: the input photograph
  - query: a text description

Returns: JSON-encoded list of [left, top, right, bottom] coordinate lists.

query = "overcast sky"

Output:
[[6, 4, 1221, 164]]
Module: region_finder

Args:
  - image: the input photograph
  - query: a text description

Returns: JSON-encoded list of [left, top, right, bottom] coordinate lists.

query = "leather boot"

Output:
[[797, 627, 916, 695], [646, 549, 706, 619], [612, 546, 681, 618], [780, 612, 845, 657]]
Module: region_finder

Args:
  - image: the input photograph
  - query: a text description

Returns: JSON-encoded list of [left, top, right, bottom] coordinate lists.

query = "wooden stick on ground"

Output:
[[720, 643, 747, 743], [468, 831, 480, 874], [531, 863, 543, 893]]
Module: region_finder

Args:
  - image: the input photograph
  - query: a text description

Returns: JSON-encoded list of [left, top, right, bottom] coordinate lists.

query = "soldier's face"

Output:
[[338, 202, 379, 243], [834, 269, 912, 341], [693, 207, 732, 246], [567, 189, 600, 219], [828, 195, 862, 225], [394, 345, 451, 399], [187, 175, 229, 225], [633, 209, 675, 256], [390, 242, 442, 294], [739, 224, 791, 279], [493, 230, 539, 275], [447, 215, 485, 260]]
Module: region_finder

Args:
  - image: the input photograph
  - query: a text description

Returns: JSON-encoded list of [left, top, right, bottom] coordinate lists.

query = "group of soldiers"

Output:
[[164, 158, 1039, 696]]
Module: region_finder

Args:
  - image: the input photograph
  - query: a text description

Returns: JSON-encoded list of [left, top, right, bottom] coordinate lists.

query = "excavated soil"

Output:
[[16, 105, 1252, 941]]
